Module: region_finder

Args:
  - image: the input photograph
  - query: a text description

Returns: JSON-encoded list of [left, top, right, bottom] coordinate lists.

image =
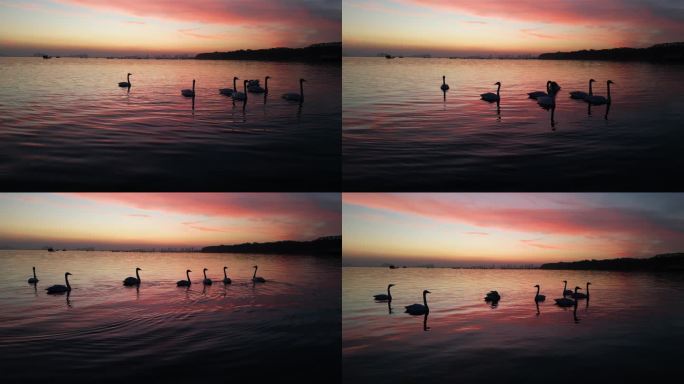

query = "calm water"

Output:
[[0, 58, 340, 190], [343, 58, 684, 191], [343, 267, 684, 383], [0, 250, 340, 382]]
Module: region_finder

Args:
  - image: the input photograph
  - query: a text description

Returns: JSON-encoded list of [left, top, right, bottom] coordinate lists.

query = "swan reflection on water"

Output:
[[423, 312, 430, 331]]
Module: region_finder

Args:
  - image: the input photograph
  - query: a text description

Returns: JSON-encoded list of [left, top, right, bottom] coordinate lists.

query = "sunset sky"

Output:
[[343, 193, 684, 266], [0, 193, 340, 249], [0, 0, 341, 56], [343, 0, 684, 56]]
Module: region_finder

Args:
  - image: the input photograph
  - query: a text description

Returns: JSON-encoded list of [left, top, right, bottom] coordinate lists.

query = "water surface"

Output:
[[343, 267, 684, 383], [0, 250, 340, 382], [0, 58, 340, 190], [343, 58, 684, 190]]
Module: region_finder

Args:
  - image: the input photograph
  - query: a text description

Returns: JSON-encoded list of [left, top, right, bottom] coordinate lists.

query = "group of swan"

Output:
[[28, 265, 266, 293], [373, 280, 592, 314]]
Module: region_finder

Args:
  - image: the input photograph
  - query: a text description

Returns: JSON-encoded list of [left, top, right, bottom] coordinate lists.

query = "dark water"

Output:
[[343, 58, 684, 191], [343, 267, 684, 383], [0, 251, 340, 382], [0, 58, 340, 191]]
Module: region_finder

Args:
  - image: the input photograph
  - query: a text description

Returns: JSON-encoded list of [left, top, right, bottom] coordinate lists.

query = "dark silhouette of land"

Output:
[[540, 253, 684, 271], [201, 235, 341, 256], [539, 42, 684, 62], [196, 42, 341, 62]]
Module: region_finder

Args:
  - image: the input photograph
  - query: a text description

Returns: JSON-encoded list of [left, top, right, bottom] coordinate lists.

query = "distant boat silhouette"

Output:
[[219, 76, 239, 96], [528, 81, 552, 99], [534, 284, 546, 302], [570, 79, 595, 99], [176, 269, 192, 286], [222, 266, 232, 284], [123, 267, 141, 286], [232, 80, 248, 101], [282, 78, 305, 103], [248, 76, 270, 93], [118, 73, 132, 88], [46, 272, 72, 294], [481, 82, 501, 102], [28, 266, 39, 284], [562, 280, 573, 296], [202, 268, 213, 285], [405, 290, 430, 315], [252, 265, 266, 283], [555, 286, 580, 307], [585, 80, 613, 105], [373, 284, 395, 302], [181, 80, 195, 97], [572, 282, 590, 299], [440, 75, 449, 91]]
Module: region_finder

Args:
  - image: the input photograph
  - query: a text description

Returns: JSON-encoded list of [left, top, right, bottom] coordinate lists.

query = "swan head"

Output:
[[300, 78, 306, 83], [128, 73, 132, 76], [203, 268, 208, 272], [266, 76, 271, 80], [388, 284, 395, 288], [224, 266, 228, 270], [423, 290, 431, 294], [494, 81, 501, 85], [590, 78, 596, 83], [587, 282, 591, 285], [65, 272, 72, 276], [534, 284, 540, 288], [136, 267, 141, 271], [563, 280, 567, 283], [186, 269, 192, 273], [233, 76, 239, 80], [575, 286, 582, 290], [253, 265, 258, 269], [607, 80, 614, 85]]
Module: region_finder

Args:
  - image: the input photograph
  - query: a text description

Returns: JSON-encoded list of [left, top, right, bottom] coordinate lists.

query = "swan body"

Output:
[[220, 76, 239, 96], [46, 272, 72, 294], [373, 284, 395, 301], [176, 269, 192, 286], [181, 80, 196, 97], [555, 287, 580, 307], [223, 266, 232, 284], [248, 76, 269, 93], [232, 80, 248, 101], [440, 75, 449, 91], [405, 290, 430, 315], [202, 268, 213, 285], [118, 73, 132, 87], [585, 80, 613, 105], [480, 82, 501, 102], [534, 284, 546, 302], [123, 267, 141, 286], [252, 265, 266, 283], [484, 290, 501, 301], [572, 282, 590, 299], [28, 266, 39, 284], [570, 79, 595, 99], [282, 78, 305, 102], [528, 81, 552, 99]]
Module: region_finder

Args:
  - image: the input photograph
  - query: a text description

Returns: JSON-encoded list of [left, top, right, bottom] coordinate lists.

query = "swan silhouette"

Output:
[[480, 82, 500, 102], [248, 76, 270, 93], [440, 75, 449, 91], [282, 78, 305, 102], [537, 82, 560, 108], [484, 290, 501, 302], [28, 266, 39, 284], [585, 80, 613, 105], [373, 284, 395, 302], [405, 290, 430, 315], [570, 79, 595, 99], [123, 267, 141, 286], [534, 284, 546, 302], [220, 76, 239, 96], [118, 73, 132, 87], [252, 265, 266, 283], [572, 282, 590, 299], [562, 280, 573, 296], [181, 80, 195, 97], [232, 80, 249, 101], [176, 269, 192, 286], [555, 286, 580, 307], [222, 266, 232, 284], [202, 268, 213, 285], [46, 272, 72, 294], [528, 81, 552, 99]]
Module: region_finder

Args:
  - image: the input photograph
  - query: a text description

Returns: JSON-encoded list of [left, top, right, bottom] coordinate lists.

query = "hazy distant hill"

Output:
[[539, 42, 684, 62], [196, 42, 341, 62], [540, 253, 684, 271], [201, 236, 341, 256]]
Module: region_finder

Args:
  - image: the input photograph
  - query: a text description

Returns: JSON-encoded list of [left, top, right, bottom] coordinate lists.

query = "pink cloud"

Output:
[[520, 239, 562, 250], [464, 231, 489, 236]]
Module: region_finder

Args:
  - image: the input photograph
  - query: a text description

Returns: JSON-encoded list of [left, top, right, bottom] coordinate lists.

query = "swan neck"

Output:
[[224, 268, 228, 279], [136, 269, 140, 281], [536, 286, 540, 296], [65, 274, 70, 289], [300, 81, 304, 100], [253, 267, 257, 279], [423, 292, 428, 308], [186, 270, 190, 282], [586, 283, 590, 296], [203, 270, 207, 279], [589, 80, 593, 95], [607, 82, 611, 101], [233, 78, 237, 91], [265, 77, 269, 91], [387, 285, 392, 299], [496, 83, 500, 95], [33, 268, 37, 279]]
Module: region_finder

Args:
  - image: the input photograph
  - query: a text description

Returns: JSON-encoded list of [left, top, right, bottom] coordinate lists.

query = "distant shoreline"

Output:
[[196, 42, 341, 63], [202, 236, 341, 257]]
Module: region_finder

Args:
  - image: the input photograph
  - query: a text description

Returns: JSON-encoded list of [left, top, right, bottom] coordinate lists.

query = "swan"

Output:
[[562, 280, 573, 296], [28, 266, 39, 284], [440, 75, 449, 91], [223, 266, 232, 284], [373, 284, 395, 302], [123, 267, 141, 286], [232, 80, 249, 101], [572, 282, 590, 299], [484, 290, 501, 302], [202, 268, 213, 285], [176, 269, 192, 286], [570, 79, 595, 99], [537, 82, 560, 108], [118, 73, 132, 87], [528, 81, 552, 99], [480, 82, 501, 102], [220, 76, 239, 96], [555, 287, 580, 307], [181, 80, 195, 97], [248, 76, 269, 93], [405, 290, 430, 315], [534, 284, 546, 302], [252, 265, 266, 283], [282, 78, 305, 102], [585, 80, 613, 105], [46, 272, 72, 294]]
